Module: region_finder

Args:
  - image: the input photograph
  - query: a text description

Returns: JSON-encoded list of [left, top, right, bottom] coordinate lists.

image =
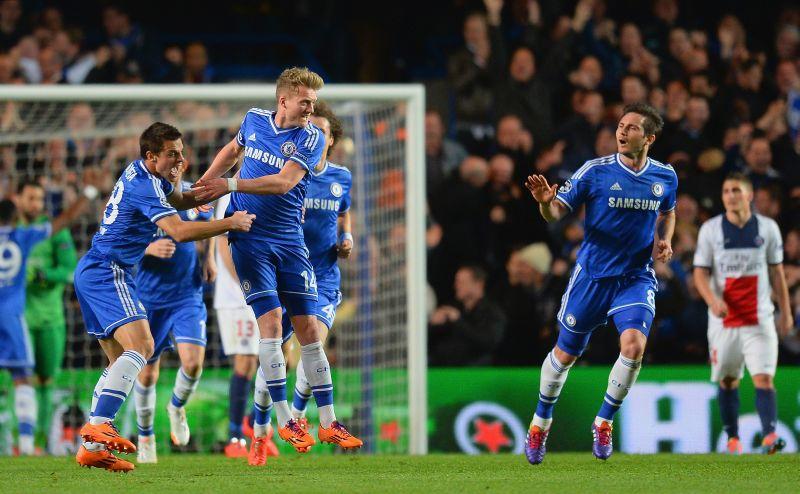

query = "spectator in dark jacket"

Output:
[[429, 265, 506, 366]]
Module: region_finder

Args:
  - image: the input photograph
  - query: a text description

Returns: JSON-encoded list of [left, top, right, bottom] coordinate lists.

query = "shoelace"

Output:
[[287, 420, 306, 435], [106, 422, 122, 436], [528, 429, 544, 449], [596, 426, 612, 446], [332, 422, 353, 437]]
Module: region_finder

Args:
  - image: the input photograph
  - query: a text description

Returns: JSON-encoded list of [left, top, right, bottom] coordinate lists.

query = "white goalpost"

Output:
[[1, 84, 427, 455]]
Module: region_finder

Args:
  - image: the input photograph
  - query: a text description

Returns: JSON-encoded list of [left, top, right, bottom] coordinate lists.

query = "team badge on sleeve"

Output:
[[330, 183, 343, 198], [651, 182, 664, 197], [559, 180, 573, 194], [280, 141, 297, 157]]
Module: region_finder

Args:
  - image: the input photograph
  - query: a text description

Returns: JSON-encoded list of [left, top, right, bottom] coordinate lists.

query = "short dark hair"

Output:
[[724, 171, 753, 190], [16, 177, 42, 194], [140, 122, 182, 159], [312, 101, 344, 152], [621, 102, 664, 136], [459, 264, 488, 284], [0, 199, 16, 224]]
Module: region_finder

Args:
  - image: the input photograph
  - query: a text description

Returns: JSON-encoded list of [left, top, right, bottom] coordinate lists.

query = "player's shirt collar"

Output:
[[268, 112, 299, 134], [138, 159, 152, 176], [311, 160, 329, 177], [614, 153, 651, 177]]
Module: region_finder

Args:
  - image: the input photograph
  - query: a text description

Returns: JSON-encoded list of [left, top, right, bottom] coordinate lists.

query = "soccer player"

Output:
[[0, 187, 92, 456], [213, 191, 278, 459], [247, 101, 353, 466], [132, 177, 217, 464], [73, 122, 254, 472], [693, 173, 793, 455], [17, 179, 78, 453], [194, 67, 363, 453], [524, 103, 677, 463]]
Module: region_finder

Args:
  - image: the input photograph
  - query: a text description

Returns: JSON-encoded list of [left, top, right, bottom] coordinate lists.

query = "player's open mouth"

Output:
[[618, 139, 627, 146]]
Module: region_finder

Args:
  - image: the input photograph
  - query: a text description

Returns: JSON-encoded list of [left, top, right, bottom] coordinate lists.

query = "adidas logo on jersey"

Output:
[[248, 133, 257, 141], [610, 182, 622, 191]]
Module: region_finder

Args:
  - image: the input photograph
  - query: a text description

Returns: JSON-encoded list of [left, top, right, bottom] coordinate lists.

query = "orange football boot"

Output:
[[224, 438, 249, 458], [79, 421, 136, 453], [278, 419, 315, 452], [726, 437, 743, 455], [76, 445, 134, 472], [318, 421, 363, 449], [248, 436, 269, 466], [761, 433, 786, 455]]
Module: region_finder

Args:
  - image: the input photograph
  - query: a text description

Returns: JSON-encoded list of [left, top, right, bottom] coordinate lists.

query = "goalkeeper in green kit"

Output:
[[17, 179, 78, 453]]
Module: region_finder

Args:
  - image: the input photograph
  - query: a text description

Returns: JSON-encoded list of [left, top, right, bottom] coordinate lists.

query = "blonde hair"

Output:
[[275, 67, 324, 100]]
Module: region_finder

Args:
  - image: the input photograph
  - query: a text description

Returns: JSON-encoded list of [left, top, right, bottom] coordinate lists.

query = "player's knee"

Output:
[[620, 340, 645, 359], [552, 346, 578, 367], [752, 373, 773, 389], [182, 360, 203, 378], [719, 376, 739, 389], [233, 355, 258, 378], [136, 336, 155, 360]]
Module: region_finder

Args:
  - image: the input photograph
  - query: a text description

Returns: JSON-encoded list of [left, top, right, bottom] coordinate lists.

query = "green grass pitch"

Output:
[[2, 453, 798, 493]]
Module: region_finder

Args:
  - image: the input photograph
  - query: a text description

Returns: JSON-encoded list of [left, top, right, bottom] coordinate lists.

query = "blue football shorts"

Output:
[[555, 263, 657, 356], [146, 299, 208, 364], [74, 253, 147, 339], [230, 239, 319, 319]]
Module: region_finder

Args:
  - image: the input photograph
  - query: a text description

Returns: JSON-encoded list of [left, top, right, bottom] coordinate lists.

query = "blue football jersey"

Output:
[[228, 108, 325, 245], [88, 160, 177, 267], [302, 161, 352, 283], [136, 183, 213, 310], [555, 153, 678, 278], [0, 223, 51, 315]]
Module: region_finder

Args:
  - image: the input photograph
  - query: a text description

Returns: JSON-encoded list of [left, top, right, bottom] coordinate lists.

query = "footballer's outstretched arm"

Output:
[[201, 137, 244, 181], [192, 161, 307, 201], [525, 174, 567, 222], [156, 210, 254, 243]]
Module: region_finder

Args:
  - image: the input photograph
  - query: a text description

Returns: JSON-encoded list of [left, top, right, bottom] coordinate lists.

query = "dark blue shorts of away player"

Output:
[[555, 262, 657, 356], [74, 253, 147, 339]]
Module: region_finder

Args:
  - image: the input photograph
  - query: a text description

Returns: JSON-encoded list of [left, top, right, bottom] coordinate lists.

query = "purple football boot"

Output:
[[591, 421, 613, 460], [525, 426, 549, 465]]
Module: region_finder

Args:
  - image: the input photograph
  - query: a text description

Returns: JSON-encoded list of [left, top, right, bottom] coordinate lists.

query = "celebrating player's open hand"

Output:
[[654, 239, 673, 262], [525, 175, 558, 204], [192, 178, 229, 202], [145, 238, 176, 259], [228, 210, 255, 232], [337, 238, 353, 259]]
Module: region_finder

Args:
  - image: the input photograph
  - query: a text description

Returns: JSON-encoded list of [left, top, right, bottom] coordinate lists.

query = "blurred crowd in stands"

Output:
[[1, 0, 799, 367]]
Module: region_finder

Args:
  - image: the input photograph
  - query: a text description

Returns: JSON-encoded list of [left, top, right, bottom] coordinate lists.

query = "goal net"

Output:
[[0, 85, 427, 455]]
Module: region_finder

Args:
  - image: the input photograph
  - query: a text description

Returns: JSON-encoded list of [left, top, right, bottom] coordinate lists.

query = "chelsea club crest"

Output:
[[280, 141, 297, 157], [330, 182, 343, 197], [651, 182, 664, 197]]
